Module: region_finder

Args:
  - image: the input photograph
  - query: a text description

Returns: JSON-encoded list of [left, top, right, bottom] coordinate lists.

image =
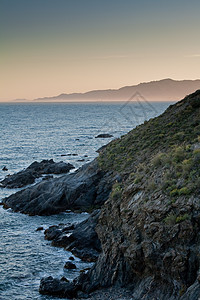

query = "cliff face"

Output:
[[79, 91, 200, 299]]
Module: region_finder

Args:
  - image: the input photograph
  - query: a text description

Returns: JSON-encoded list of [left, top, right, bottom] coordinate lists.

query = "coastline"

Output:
[[1, 92, 200, 299]]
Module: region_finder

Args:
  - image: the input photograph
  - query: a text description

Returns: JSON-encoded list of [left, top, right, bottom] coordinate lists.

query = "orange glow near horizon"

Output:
[[1, 1, 200, 101]]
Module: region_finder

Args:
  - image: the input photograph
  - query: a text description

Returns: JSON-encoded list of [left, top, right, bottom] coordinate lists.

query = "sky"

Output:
[[0, 0, 200, 101]]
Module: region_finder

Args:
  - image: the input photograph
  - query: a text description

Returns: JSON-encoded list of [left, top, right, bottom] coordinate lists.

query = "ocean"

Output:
[[0, 101, 173, 299]]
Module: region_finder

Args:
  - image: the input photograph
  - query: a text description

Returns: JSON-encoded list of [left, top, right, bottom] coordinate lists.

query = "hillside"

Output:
[[80, 90, 200, 299], [3, 90, 200, 299], [34, 79, 200, 102]]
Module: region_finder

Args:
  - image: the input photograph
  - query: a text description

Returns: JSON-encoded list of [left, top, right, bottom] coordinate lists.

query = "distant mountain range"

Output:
[[34, 79, 200, 102]]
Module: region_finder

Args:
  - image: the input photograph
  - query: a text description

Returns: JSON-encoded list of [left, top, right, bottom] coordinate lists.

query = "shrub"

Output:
[[137, 163, 145, 172], [176, 214, 190, 223], [185, 144, 191, 151], [129, 172, 135, 179], [178, 187, 190, 195], [162, 179, 174, 190], [193, 149, 200, 155], [191, 98, 200, 108], [147, 180, 157, 192], [172, 146, 185, 163], [111, 183, 122, 200], [164, 213, 177, 225], [193, 149, 200, 165], [170, 189, 179, 197], [134, 175, 142, 184], [189, 170, 197, 180], [176, 172, 183, 179], [182, 159, 192, 174], [175, 163, 183, 173], [152, 153, 168, 167], [174, 132, 184, 141]]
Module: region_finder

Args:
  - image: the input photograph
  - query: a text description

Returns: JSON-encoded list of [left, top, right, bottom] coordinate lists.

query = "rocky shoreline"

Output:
[[0, 159, 75, 189], [44, 210, 101, 262], [2, 159, 116, 215], [2, 91, 200, 299]]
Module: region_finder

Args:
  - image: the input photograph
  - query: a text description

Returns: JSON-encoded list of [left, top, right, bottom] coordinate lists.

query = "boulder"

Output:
[[36, 226, 44, 231], [0, 159, 74, 189], [60, 276, 69, 283], [39, 276, 77, 298], [26, 159, 74, 174], [64, 261, 77, 269]]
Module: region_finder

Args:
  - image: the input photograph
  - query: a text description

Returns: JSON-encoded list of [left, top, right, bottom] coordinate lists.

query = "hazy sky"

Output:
[[1, 0, 200, 101]]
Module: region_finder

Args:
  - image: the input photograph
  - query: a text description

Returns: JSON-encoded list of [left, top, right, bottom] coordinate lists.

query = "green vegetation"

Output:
[[164, 213, 190, 225], [170, 189, 179, 197], [176, 213, 190, 223], [98, 92, 200, 199], [164, 213, 177, 225], [110, 183, 122, 201]]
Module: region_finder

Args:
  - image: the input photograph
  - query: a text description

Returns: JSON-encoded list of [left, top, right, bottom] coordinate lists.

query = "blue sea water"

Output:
[[0, 101, 173, 299]]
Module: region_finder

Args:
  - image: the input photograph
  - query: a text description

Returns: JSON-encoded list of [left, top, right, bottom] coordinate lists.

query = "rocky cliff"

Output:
[[3, 90, 200, 299], [75, 90, 200, 299]]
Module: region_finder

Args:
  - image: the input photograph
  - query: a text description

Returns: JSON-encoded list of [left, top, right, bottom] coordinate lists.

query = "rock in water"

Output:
[[95, 133, 113, 138], [45, 210, 101, 262], [39, 276, 77, 298], [64, 261, 76, 269], [36, 226, 44, 231], [0, 159, 74, 188], [69, 256, 75, 261], [2, 160, 114, 215]]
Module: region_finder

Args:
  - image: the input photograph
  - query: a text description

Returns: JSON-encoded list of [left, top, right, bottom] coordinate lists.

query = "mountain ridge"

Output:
[[34, 78, 200, 102]]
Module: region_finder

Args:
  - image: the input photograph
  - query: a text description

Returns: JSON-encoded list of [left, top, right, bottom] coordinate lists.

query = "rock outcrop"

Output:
[[2, 160, 114, 215], [40, 90, 200, 299], [0, 159, 74, 188], [44, 210, 101, 262], [39, 276, 77, 298], [73, 90, 200, 299]]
